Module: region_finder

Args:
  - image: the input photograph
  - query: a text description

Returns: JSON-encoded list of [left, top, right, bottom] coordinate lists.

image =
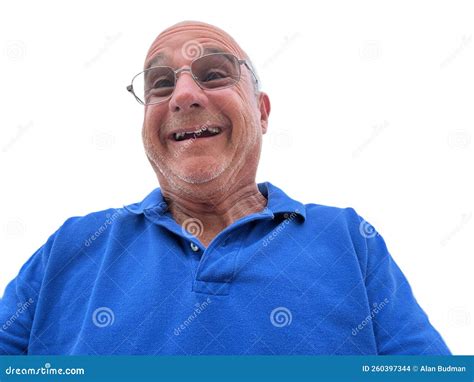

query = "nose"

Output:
[[168, 71, 208, 113]]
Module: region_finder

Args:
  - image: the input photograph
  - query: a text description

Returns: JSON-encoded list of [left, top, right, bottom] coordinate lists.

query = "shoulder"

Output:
[[302, 203, 372, 269], [46, 205, 140, 258], [304, 203, 365, 233]]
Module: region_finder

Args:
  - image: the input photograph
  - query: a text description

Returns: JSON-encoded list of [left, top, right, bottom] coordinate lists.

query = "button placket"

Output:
[[191, 212, 275, 295]]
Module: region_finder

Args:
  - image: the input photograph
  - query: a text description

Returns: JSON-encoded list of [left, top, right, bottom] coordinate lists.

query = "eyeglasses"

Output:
[[126, 52, 258, 106]]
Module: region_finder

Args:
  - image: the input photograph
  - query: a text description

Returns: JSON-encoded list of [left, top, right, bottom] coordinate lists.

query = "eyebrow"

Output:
[[145, 47, 229, 70]]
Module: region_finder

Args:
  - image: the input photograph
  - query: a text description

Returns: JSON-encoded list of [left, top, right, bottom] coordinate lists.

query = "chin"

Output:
[[174, 160, 228, 185]]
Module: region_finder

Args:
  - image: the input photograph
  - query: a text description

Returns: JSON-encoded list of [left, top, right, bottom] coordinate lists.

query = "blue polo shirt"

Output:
[[0, 182, 450, 355]]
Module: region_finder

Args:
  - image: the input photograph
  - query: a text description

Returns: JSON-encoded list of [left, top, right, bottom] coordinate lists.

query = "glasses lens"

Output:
[[192, 53, 240, 89], [132, 67, 175, 105]]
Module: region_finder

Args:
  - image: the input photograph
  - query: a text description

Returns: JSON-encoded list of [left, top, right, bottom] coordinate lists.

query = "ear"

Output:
[[258, 92, 271, 134]]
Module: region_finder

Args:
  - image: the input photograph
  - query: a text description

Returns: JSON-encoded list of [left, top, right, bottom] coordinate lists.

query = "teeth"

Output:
[[175, 132, 186, 141], [207, 127, 220, 134], [173, 127, 222, 141]]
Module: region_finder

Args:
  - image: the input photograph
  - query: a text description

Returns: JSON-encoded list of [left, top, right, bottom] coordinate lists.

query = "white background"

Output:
[[0, 0, 472, 354]]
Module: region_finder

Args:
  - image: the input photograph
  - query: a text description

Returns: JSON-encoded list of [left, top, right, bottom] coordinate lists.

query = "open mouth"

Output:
[[172, 126, 223, 142]]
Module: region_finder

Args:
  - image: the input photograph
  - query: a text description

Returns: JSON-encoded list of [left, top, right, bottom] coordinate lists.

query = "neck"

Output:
[[162, 180, 267, 247]]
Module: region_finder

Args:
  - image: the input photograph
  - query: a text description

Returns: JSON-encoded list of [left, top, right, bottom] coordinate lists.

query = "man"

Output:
[[0, 21, 450, 355]]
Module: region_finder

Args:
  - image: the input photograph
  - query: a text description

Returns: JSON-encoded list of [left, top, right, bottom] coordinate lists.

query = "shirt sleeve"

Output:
[[0, 235, 53, 355], [355, 214, 451, 355]]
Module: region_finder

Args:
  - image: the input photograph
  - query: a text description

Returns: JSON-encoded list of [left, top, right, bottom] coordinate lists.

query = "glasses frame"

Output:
[[126, 52, 259, 106]]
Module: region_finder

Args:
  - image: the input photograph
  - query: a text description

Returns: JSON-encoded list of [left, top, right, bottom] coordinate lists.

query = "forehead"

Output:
[[144, 23, 246, 69], [145, 46, 229, 70]]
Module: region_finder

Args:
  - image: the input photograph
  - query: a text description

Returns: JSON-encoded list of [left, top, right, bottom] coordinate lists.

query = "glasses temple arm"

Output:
[[126, 84, 145, 105], [240, 60, 259, 87]]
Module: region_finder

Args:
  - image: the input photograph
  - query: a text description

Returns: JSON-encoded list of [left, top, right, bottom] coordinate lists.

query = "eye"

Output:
[[202, 69, 228, 82], [152, 77, 174, 89]]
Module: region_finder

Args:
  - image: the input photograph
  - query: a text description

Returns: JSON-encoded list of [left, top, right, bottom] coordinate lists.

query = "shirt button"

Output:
[[190, 242, 200, 252]]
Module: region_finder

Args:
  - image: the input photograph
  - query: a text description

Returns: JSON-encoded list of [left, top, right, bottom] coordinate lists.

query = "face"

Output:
[[141, 22, 270, 194]]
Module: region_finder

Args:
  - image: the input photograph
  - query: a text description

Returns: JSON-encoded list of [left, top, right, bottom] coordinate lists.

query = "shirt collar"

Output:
[[123, 182, 306, 221]]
